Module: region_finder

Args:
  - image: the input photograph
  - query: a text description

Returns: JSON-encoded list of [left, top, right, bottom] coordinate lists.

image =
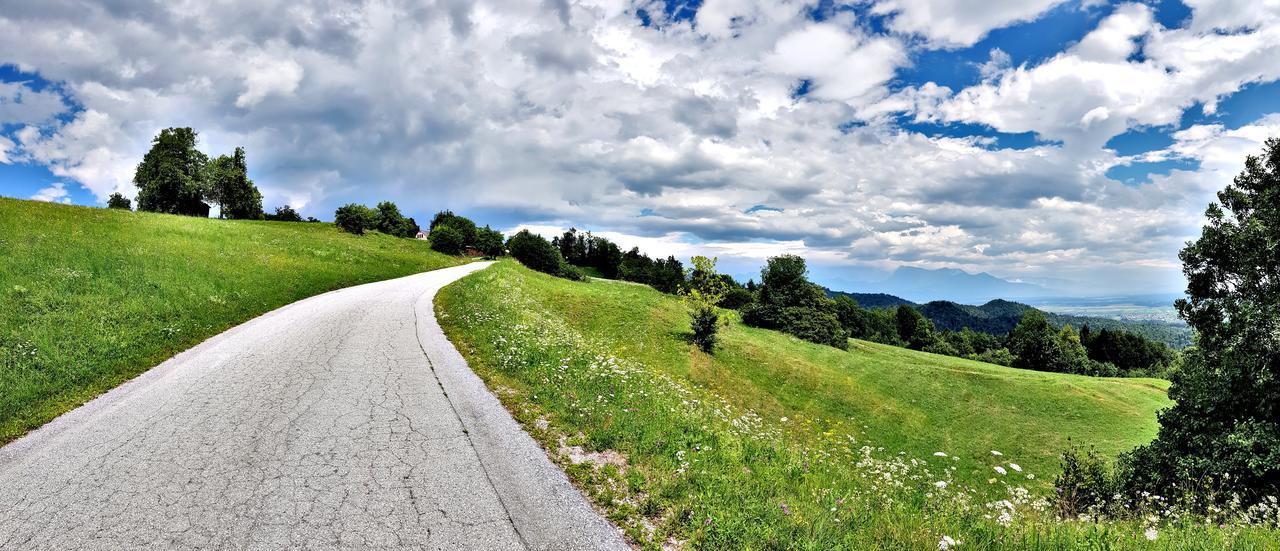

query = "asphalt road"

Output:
[[0, 262, 628, 550]]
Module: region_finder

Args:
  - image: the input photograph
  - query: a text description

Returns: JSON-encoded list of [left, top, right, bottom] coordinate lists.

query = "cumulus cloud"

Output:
[[30, 181, 71, 203], [0, 0, 1277, 294], [872, 0, 1069, 48]]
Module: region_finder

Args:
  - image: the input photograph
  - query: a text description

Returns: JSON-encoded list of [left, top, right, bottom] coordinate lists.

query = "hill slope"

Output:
[[0, 197, 463, 443], [433, 261, 1259, 549]]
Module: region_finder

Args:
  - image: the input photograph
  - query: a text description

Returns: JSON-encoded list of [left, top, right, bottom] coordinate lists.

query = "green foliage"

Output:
[[334, 203, 376, 235], [106, 193, 131, 210], [506, 229, 579, 280], [474, 225, 505, 258], [370, 201, 419, 238], [717, 286, 753, 310], [0, 197, 463, 443], [264, 205, 303, 222], [1055, 441, 1117, 519], [429, 225, 465, 255], [741, 255, 847, 349], [895, 305, 937, 350], [1007, 311, 1090, 374], [429, 210, 477, 246], [1123, 137, 1280, 509], [682, 256, 728, 354], [205, 147, 263, 220], [133, 127, 209, 216]]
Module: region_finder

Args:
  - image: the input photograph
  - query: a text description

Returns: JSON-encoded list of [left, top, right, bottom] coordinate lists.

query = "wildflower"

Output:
[[780, 416, 789, 423], [990, 450, 1003, 456], [938, 535, 961, 549], [934, 452, 948, 457], [779, 503, 791, 516], [997, 511, 1013, 526], [994, 466, 1007, 475], [1144, 527, 1158, 541], [1026, 474, 1036, 480], [1009, 463, 1022, 472], [935, 481, 948, 489]]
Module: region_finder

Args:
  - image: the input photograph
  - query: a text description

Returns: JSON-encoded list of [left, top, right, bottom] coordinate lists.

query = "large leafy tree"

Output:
[[134, 127, 209, 216], [206, 147, 263, 219], [1124, 138, 1280, 507]]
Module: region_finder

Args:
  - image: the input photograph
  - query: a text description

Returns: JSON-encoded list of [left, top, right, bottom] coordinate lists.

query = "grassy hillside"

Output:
[[439, 261, 1275, 549], [0, 197, 463, 443]]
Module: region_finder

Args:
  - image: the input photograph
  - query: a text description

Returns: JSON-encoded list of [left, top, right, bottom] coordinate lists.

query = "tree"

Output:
[[474, 225, 505, 258], [430, 210, 477, 246], [205, 147, 262, 220], [334, 203, 376, 235], [106, 193, 131, 210], [134, 127, 209, 216], [430, 225, 465, 255], [741, 255, 848, 349], [1007, 311, 1077, 373], [507, 229, 575, 278], [374, 201, 419, 238], [1122, 137, 1280, 508], [683, 256, 728, 353], [266, 205, 303, 222], [895, 305, 935, 350]]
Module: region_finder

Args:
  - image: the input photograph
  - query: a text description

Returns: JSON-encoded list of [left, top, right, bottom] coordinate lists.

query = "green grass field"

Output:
[[0, 197, 463, 443], [438, 260, 1278, 549]]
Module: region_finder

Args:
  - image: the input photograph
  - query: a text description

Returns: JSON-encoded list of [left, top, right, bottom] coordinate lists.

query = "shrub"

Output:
[[1055, 441, 1117, 519], [718, 287, 753, 310], [106, 193, 131, 210], [507, 229, 580, 280], [684, 257, 728, 353], [374, 201, 419, 238], [430, 210, 477, 246], [430, 225, 465, 255], [741, 255, 848, 349], [266, 205, 303, 222], [334, 203, 376, 235], [975, 348, 1014, 366], [474, 225, 505, 258]]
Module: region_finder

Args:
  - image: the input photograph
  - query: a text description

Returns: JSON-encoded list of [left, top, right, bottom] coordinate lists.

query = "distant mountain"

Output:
[[867, 266, 1051, 304], [824, 288, 1193, 349], [826, 290, 915, 309]]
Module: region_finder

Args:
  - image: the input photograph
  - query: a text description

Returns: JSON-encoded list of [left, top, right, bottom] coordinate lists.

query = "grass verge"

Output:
[[437, 260, 1279, 549]]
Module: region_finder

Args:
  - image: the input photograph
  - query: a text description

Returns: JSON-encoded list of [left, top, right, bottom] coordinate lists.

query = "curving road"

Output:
[[0, 262, 628, 550]]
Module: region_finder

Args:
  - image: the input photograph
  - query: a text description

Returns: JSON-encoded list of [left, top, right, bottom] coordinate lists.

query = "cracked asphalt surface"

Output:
[[0, 262, 628, 550]]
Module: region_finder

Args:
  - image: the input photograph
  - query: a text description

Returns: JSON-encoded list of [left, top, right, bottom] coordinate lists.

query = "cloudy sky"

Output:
[[2, 0, 1278, 295]]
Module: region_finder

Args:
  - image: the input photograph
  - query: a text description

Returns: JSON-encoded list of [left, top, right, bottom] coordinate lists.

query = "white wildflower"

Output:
[[1144, 527, 1158, 541], [938, 535, 961, 549], [990, 450, 1003, 456], [994, 466, 1007, 475], [934, 452, 948, 457], [997, 510, 1013, 526], [935, 480, 948, 489], [1009, 463, 1022, 472]]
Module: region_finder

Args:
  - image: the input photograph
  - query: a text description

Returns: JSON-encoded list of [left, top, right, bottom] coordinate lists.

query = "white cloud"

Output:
[[0, 0, 1276, 294], [872, 0, 1069, 48], [31, 182, 71, 203]]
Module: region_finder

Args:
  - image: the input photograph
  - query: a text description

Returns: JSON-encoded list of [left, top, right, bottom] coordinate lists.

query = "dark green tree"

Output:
[[474, 225, 505, 258], [1122, 138, 1280, 508], [106, 193, 131, 210], [507, 229, 575, 279], [430, 210, 477, 246], [266, 205, 303, 222], [133, 127, 209, 216], [334, 203, 376, 235], [374, 201, 419, 237], [741, 255, 847, 349], [206, 147, 262, 219], [430, 225, 465, 255]]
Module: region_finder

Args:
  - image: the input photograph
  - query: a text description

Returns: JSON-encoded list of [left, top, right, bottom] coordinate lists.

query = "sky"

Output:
[[1, 0, 1279, 296]]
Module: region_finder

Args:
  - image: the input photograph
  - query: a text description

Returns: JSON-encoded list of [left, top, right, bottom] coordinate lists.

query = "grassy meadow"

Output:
[[0, 197, 463, 443], [437, 260, 1279, 549]]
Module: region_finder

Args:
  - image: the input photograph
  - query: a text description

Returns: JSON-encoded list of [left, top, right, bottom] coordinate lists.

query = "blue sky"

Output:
[[2, 0, 1279, 296]]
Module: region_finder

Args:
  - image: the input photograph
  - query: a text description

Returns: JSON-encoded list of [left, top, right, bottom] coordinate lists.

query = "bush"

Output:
[[374, 201, 419, 238], [266, 205, 303, 222], [689, 305, 720, 353], [106, 193, 131, 210], [718, 287, 753, 310], [430, 210, 477, 246], [1055, 441, 1117, 519], [507, 229, 580, 280], [975, 348, 1014, 366], [684, 257, 728, 353], [334, 203, 376, 235], [430, 225, 465, 255], [474, 225, 505, 258], [781, 307, 848, 349]]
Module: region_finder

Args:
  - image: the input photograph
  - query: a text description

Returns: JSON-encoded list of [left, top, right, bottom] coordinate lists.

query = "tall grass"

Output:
[[0, 197, 463, 443], [437, 260, 1280, 549]]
